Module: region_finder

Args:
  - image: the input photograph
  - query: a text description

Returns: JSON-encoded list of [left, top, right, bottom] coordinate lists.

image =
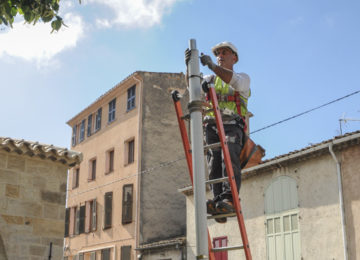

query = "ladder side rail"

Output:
[[208, 86, 252, 260], [172, 94, 216, 260]]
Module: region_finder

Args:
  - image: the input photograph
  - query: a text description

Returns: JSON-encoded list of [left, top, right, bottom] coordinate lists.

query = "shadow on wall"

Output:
[[0, 234, 8, 260]]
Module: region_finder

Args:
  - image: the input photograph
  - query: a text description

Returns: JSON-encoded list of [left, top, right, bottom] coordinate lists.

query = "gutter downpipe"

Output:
[[329, 143, 348, 260]]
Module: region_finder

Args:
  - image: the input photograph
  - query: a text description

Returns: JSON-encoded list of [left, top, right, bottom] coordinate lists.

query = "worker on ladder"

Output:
[[190, 41, 251, 223]]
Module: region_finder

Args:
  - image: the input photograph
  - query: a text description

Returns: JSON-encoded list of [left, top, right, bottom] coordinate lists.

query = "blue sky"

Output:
[[1, 0, 360, 159]]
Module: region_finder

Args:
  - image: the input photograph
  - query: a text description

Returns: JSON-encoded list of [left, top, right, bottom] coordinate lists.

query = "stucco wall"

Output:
[[0, 151, 68, 260], [186, 152, 345, 259], [65, 76, 140, 259], [139, 72, 189, 244], [341, 144, 360, 260]]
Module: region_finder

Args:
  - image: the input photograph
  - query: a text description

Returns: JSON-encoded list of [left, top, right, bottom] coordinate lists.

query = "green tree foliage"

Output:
[[0, 0, 66, 32]]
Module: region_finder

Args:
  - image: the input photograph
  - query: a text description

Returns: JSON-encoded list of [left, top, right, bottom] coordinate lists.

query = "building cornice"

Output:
[[0, 137, 82, 167]]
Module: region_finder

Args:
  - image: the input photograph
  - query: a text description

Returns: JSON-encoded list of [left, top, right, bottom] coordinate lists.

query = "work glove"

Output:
[[200, 53, 216, 70], [184, 48, 191, 65]]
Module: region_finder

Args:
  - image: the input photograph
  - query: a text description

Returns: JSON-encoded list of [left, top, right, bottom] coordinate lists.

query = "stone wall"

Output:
[[0, 151, 68, 260]]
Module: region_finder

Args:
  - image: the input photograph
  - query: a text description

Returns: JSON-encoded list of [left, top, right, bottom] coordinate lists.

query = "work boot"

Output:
[[214, 216, 227, 224], [206, 199, 217, 215], [216, 199, 235, 214]]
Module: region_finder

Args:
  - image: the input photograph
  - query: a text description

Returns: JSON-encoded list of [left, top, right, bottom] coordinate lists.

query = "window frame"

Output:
[[108, 98, 116, 123], [125, 139, 135, 166], [95, 108, 102, 132], [73, 168, 80, 189], [88, 158, 97, 181], [87, 114, 93, 137], [127, 85, 136, 111], [122, 184, 133, 224], [72, 125, 77, 147], [79, 119, 85, 142], [105, 149, 115, 174], [104, 191, 113, 229]]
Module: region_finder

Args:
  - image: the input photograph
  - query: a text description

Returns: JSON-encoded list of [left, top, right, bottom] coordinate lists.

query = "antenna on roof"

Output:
[[339, 113, 360, 135]]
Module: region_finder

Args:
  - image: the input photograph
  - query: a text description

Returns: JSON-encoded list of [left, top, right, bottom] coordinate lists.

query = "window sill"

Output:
[[126, 106, 136, 113], [105, 170, 114, 175]]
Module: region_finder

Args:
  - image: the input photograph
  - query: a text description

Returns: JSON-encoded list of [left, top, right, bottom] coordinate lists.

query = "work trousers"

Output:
[[205, 123, 243, 201]]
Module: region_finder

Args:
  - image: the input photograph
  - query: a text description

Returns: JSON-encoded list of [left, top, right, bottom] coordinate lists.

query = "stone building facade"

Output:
[[183, 131, 360, 259], [0, 137, 82, 260], [65, 71, 189, 260]]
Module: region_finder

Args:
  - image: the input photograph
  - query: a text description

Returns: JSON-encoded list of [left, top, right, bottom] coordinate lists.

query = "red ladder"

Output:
[[172, 86, 252, 260]]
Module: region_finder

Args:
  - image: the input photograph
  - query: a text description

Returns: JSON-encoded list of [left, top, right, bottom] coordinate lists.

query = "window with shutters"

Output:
[[108, 98, 116, 123], [95, 108, 102, 132], [64, 208, 70, 237], [121, 245, 131, 260], [89, 158, 96, 181], [127, 85, 136, 111], [75, 207, 80, 235], [105, 149, 114, 174], [87, 114, 93, 137], [73, 168, 80, 189], [79, 205, 86, 234], [122, 184, 133, 224], [79, 119, 85, 142], [125, 139, 135, 165], [265, 176, 301, 260], [104, 192, 113, 229], [101, 248, 110, 260], [72, 125, 77, 147], [213, 236, 228, 260], [78, 253, 84, 260]]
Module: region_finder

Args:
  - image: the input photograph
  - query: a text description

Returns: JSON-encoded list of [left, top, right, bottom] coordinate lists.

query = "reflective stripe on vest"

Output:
[[207, 76, 249, 117]]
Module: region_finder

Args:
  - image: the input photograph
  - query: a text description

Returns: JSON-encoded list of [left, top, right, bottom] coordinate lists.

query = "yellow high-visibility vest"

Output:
[[207, 76, 249, 118]]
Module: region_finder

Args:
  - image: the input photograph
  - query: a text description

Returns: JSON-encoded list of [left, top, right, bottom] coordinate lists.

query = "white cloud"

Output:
[[90, 0, 179, 29], [0, 13, 84, 67]]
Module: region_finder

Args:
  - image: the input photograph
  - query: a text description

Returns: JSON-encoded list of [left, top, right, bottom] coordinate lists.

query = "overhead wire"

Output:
[[68, 89, 360, 196], [250, 90, 360, 134]]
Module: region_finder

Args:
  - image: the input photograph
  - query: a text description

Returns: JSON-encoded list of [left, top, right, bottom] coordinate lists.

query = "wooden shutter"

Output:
[[85, 201, 91, 233], [104, 192, 112, 229], [101, 248, 110, 260], [92, 199, 97, 231], [121, 246, 131, 260], [79, 205, 85, 234], [122, 184, 133, 224], [64, 208, 70, 237], [75, 207, 80, 235]]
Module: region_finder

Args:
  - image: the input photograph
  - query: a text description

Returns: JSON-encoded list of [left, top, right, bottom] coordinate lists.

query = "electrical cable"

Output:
[[250, 90, 360, 134], [69, 90, 360, 195]]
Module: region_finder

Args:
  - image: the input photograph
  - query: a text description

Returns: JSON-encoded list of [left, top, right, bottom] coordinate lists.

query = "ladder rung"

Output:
[[204, 142, 222, 152], [205, 177, 228, 185], [207, 212, 236, 219], [212, 245, 244, 252]]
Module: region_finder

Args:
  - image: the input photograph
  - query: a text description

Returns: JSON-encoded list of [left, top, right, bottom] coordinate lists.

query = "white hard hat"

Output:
[[211, 41, 238, 62]]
